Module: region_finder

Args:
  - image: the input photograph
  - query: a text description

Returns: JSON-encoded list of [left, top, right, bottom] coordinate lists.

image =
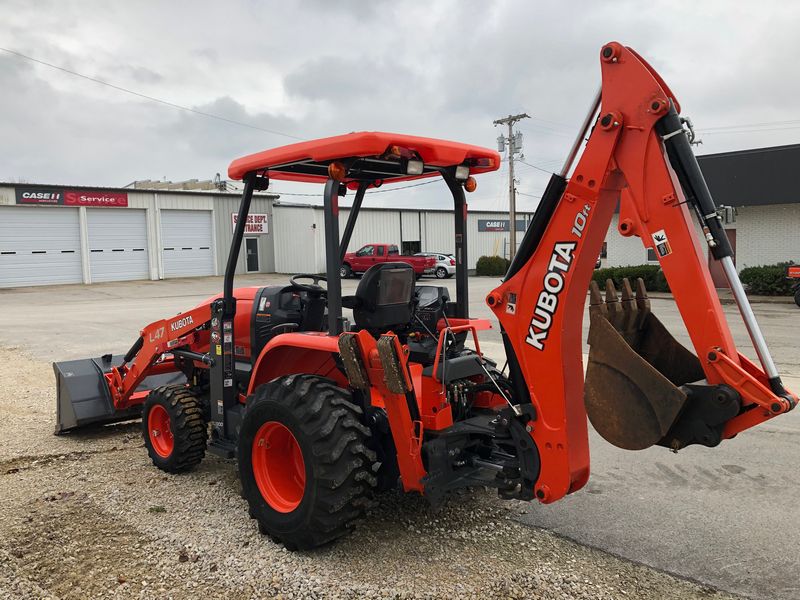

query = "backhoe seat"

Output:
[[342, 263, 415, 335]]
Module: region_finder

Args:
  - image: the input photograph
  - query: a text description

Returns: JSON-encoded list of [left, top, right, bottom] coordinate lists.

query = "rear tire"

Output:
[[238, 374, 376, 550], [340, 263, 352, 279], [435, 267, 448, 279], [794, 288, 800, 307], [142, 385, 207, 473]]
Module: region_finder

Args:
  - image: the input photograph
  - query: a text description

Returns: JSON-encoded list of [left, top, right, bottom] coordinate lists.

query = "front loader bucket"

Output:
[[584, 278, 705, 450], [54, 354, 185, 434]]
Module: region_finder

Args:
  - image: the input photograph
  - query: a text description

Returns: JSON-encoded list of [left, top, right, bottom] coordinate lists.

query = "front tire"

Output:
[[794, 288, 800, 307], [142, 385, 207, 473], [238, 375, 376, 550]]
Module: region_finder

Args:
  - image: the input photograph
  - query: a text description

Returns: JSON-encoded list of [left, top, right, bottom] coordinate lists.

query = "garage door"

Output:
[[87, 209, 150, 282], [0, 206, 82, 288], [161, 210, 214, 277]]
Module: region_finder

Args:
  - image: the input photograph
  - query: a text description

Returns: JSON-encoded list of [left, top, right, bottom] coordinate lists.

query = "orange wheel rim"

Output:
[[148, 404, 174, 458], [252, 421, 306, 513]]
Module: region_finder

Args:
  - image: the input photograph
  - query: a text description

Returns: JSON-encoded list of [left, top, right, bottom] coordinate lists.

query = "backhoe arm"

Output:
[[487, 42, 797, 504]]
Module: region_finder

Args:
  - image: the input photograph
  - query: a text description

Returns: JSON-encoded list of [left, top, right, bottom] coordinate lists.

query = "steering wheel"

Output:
[[290, 274, 327, 295]]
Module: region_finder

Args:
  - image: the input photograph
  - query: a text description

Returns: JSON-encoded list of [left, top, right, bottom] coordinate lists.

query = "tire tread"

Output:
[[240, 375, 377, 550], [142, 385, 207, 473]]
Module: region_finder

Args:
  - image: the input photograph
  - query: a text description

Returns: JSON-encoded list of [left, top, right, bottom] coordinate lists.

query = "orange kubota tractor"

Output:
[[54, 42, 797, 550]]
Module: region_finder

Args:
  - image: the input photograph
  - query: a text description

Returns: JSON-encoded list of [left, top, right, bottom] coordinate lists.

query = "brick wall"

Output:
[[734, 204, 800, 269]]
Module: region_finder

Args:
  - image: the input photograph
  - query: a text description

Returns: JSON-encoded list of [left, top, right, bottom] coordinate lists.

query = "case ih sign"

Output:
[[478, 219, 527, 232], [231, 213, 269, 234], [15, 187, 128, 207]]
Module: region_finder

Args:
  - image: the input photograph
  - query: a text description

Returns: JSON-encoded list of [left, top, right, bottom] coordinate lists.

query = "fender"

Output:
[[247, 332, 347, 394]]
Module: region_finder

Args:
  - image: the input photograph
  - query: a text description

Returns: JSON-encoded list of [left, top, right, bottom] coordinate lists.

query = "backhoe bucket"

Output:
[[583, 278, 705, 450], [54, 354, 185, 434]]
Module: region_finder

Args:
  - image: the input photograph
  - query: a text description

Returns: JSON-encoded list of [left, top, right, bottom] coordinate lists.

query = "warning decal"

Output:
[[651, 229, 672, 257]]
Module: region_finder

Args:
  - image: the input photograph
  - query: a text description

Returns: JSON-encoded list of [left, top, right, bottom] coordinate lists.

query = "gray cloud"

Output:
[[0, 0, 799, 212]]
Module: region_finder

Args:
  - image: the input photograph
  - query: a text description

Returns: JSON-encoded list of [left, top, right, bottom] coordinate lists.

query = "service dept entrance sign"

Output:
[[231, 213, 269, 234]]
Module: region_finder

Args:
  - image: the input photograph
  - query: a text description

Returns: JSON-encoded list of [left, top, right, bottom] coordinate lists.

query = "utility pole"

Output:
[[493, 113, 529, 260]]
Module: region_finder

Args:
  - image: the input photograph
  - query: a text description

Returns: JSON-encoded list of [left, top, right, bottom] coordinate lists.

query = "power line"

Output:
[[519, 126, 572, 139], [0, 47, 303, 140], [699, 124, 800, 136], [698, 118, 800, 132], [530, 116, 573, 130], [517, 159, 554, 174]]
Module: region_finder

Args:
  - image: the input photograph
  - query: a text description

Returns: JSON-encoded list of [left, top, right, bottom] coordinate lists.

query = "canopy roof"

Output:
[[227, 131, 500, 186]]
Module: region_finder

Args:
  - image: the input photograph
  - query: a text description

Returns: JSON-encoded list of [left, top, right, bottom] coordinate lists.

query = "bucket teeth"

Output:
[[588, 280, 607, 317], [589, 279, 605, 306], [618, 279, 637, 331], [620, 277, 634, 303], [635, 277, 650, 312], [589, 279, 604, 306], [604, 279, 619, 303], [603, 279, 621, 322], [588, 277, 662, 341], [591, 278, 647, 334]]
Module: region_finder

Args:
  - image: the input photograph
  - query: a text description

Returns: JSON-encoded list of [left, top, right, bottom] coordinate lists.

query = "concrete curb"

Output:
[[645, 291, 795, 305], [478, 277, 795, 305]]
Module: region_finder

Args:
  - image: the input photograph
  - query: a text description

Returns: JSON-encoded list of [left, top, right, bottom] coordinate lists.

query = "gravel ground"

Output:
[[0, 346, 738, 600]]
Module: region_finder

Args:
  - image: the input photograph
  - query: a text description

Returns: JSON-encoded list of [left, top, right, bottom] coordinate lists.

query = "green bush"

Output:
[[739, 263, 794, 296], [591, 264, 670, 293], [476, 255, 510, 277]]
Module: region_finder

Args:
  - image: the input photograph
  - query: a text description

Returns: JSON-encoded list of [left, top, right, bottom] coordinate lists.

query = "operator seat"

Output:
[[342, 262, 415, 335]]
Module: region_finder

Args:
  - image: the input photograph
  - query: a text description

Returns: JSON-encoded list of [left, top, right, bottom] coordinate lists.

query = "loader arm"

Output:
[[107, 303, 213, 409], [487, 42, 797, 504]]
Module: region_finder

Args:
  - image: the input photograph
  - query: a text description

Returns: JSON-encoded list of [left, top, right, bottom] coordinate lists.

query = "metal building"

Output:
[[0, 183, 277, 288], [604, 144, 800, 286], [0, 181, 529, 288], [6, 144, 793, 290], [271, 202, 534, 274]]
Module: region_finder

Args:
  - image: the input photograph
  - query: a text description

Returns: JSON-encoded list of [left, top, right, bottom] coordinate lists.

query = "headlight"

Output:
[[455, 165, 470, 180], [406, 160, 424, 175]]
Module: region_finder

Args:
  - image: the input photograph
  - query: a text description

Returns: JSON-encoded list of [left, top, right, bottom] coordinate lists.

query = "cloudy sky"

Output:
[[2, 0, 800, 211]]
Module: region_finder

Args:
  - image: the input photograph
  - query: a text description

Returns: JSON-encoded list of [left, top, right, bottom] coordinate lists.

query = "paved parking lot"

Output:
[[0, 274, 797, 598]]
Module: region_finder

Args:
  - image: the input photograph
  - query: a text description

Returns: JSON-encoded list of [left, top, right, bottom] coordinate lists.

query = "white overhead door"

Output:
[[0, 206, 82, 288], [161, 210, 214, 278], [87, 209, 149, 282]]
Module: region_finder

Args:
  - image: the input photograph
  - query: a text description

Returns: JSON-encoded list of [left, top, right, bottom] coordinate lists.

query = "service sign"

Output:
[[478, 219, 527, 232], [231, 213, 269, 234], [64, 190, 128, 207], [15, 187, 128, 207]]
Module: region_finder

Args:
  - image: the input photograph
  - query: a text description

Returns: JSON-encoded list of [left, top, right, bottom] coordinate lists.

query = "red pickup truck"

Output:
[[341, 243, 436, 278]]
